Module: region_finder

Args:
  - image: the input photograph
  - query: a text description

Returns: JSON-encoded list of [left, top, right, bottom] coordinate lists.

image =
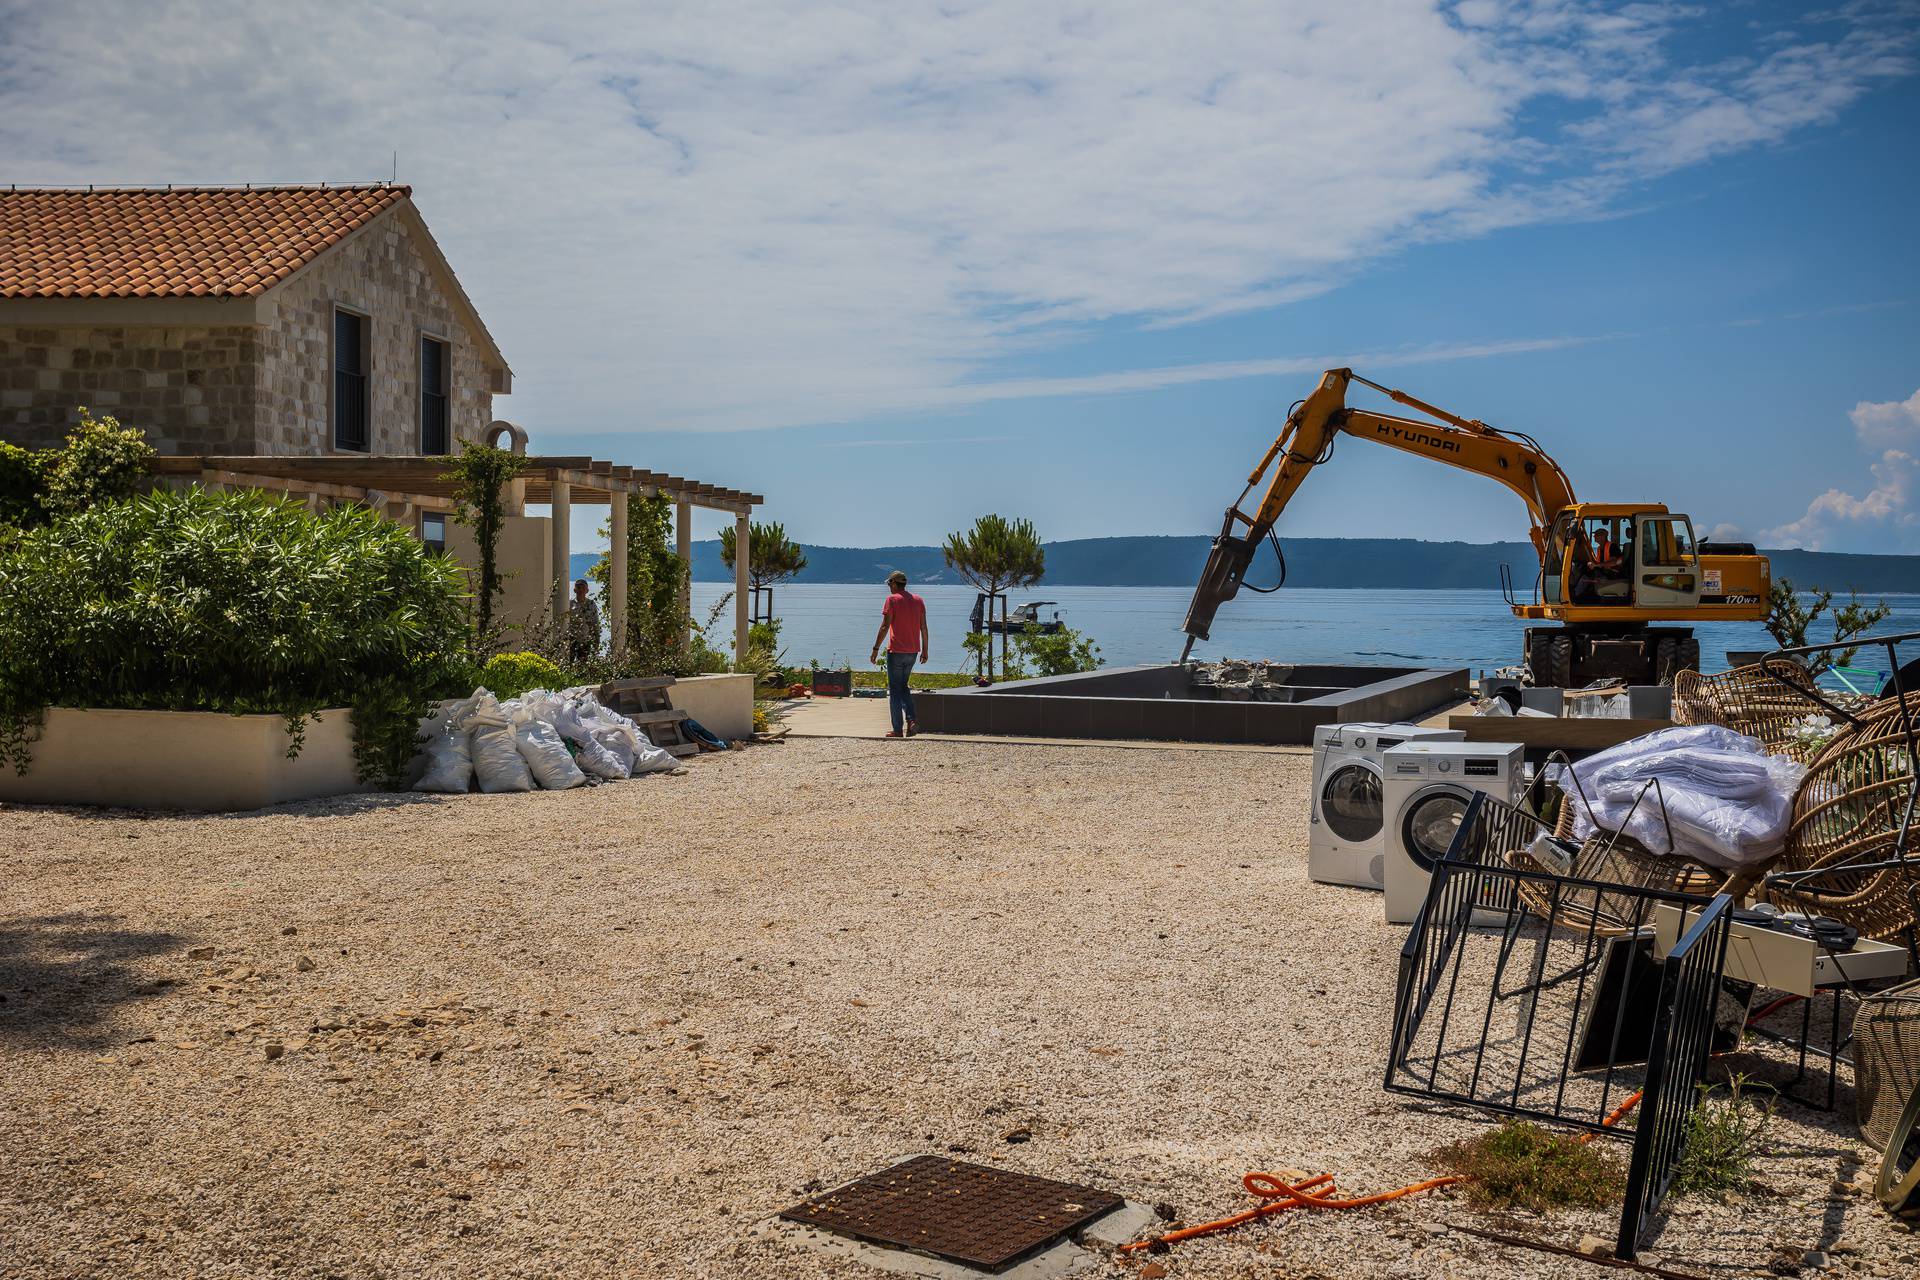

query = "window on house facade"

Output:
[[421, 512, 448, 553], [420, 335, 450, 455], [333, 308, 370, 452]]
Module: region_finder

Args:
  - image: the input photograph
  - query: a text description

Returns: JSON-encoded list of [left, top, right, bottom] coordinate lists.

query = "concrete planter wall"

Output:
[[914, 663, 1469, 745], [670, 674, 755, 741], [0, 707, 369, 811]]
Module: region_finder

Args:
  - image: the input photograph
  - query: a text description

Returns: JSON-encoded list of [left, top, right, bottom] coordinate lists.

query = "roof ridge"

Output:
[[2, 182, 410, 194]]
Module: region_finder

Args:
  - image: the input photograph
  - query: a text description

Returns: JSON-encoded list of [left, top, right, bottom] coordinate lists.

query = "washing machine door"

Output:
[[1320, 761, 1384, 843], [1399, 785, 1473, 871]]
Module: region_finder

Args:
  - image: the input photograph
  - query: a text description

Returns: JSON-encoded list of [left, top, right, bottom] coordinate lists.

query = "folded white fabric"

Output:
[[1560, 724, 1806, 871]]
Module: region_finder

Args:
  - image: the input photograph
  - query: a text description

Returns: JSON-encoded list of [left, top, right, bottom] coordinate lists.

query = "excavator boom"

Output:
[[1177, 368, 1768, 685], [1181, 368, 1574, 647]]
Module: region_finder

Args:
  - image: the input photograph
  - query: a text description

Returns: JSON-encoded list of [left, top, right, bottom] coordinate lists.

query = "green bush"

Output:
[[0, 487, 471, 783], [1014, 622, 1103, 676], [479, 651, 568, 700], [0, 441, 47, 528], [0, 408, 154, 530]]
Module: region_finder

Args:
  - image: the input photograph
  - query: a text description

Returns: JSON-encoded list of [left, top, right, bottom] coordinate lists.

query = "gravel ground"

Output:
[[2, 736, 1915, 1279]]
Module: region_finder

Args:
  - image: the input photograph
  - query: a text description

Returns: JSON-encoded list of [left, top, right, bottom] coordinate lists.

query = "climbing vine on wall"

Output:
[[445, 440, 527, 654]]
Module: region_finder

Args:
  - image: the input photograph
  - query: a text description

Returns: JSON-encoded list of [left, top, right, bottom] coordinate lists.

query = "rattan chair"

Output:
[[1763, 698, 1920, 941], [1671, 661, 1830, 761], [1857, 980, 1920, 1152]]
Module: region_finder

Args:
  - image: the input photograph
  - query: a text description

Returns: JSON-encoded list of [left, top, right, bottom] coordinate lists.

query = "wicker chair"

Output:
[[1763, 699, 1920, 941], [1857, 980, 1920, 1151], [1671, 661, 1831, 762]]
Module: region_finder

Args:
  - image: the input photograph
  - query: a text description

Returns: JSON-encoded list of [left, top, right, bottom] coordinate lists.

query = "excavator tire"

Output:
[[1678, 637, 1701, 676], [1654, 637, 1680, 685], [1544, 635, 1573, 689]]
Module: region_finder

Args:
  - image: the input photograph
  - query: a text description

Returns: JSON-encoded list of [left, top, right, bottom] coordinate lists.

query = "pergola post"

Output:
[[609, 491, 629, 657], [676, 498, 692, 647], [733, 512, 750, 664], [550, 478, 572, 633]]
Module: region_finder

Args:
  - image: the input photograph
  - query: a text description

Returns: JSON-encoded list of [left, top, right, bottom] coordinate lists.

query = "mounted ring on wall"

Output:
[[484, 420, 529, 454]]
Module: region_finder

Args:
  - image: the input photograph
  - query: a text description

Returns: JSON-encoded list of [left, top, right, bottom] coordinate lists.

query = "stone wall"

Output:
[[255, 212, 495, 455], [0, 325, 259, 451], [1, 203, 498, 456]]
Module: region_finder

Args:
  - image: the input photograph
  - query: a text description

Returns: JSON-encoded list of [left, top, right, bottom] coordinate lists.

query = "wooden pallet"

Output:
[[597, 676, 701, 757]]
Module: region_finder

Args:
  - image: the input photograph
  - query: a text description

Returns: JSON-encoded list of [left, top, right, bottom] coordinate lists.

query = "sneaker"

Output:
[[884, 730, 904, 738], [905, 721, 918, 737]]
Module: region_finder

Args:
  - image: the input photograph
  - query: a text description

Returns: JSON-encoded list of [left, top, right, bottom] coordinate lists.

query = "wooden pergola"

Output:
[[148, 430, 764, 658]]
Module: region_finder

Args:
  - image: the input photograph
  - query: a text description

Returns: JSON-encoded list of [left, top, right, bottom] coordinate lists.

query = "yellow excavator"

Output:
[[1178, 368, 1771, 686]]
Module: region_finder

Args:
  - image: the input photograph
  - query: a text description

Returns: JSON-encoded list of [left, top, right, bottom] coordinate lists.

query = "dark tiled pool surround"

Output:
[[913, 663, 1469, 746]]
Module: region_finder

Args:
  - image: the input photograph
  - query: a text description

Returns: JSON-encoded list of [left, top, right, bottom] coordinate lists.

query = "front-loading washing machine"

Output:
[[1380, 740, 1525, 924], [1308, 722, 1464, 890]]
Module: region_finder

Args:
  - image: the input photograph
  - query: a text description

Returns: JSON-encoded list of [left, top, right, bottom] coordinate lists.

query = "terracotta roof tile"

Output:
[[0, 185, 410, 299]]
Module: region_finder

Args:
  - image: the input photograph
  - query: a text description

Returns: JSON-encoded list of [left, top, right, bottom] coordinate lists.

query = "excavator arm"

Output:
[[1178, 368, 1577, 656]]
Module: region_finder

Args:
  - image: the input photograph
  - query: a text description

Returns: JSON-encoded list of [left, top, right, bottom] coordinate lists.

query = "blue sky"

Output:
[[4, 1, 1918, 552]]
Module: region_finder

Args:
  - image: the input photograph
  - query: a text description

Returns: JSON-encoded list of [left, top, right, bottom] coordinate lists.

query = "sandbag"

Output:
[[470, 714, 534, 792], [503, 695, 587, 790], [534, 690, 629, 780], [570, 692, 676, 774], [411, 690, 491, 793]]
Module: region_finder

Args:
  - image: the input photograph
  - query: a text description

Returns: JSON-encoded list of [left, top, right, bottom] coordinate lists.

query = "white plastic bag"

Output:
[[571, 693, 676, 774], [470, 713, 535, 793], [537, 691, 629, 780], [412, 690, 491, 793], [1560, 724, 1805, 870], [503, 695, 587, 790]]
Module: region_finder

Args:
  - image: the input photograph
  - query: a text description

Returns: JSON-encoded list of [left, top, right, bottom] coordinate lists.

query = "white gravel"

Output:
[[2, 736, 1915, 1279]]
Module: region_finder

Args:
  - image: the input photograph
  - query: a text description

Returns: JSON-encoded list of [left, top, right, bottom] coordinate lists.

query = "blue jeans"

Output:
[[886, 652, 917, 733]]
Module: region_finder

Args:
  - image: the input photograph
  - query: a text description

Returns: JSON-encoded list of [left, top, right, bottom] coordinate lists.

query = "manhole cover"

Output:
[[780, 1154, 1123, 1271]]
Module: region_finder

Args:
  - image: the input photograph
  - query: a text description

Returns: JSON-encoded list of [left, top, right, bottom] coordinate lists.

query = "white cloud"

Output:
[[1764, 388, 1920, 550], [0, 1, 1912, 432], [1849, 387, 1920, 451]]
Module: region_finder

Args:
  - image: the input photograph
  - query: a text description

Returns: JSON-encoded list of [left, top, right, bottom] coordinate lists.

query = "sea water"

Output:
[[688, 583, 1920, 682]]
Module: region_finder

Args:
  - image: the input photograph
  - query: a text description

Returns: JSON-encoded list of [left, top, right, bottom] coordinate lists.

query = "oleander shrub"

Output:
[[0, 486, 472, 783]]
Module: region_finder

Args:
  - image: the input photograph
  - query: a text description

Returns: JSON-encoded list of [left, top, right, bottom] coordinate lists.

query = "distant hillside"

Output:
[[568, 537, 1920, 593]]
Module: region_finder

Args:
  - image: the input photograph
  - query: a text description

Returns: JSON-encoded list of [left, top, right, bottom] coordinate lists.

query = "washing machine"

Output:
[[1380, 740, 1526, 924], [1309, 722, 1464, 890]]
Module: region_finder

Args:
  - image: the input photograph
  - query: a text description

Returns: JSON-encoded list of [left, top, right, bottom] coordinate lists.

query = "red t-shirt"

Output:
[[882, 590, 926, 652]]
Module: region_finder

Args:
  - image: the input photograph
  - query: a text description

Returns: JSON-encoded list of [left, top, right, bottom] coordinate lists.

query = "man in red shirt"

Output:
[[870, 570, 930, 737]]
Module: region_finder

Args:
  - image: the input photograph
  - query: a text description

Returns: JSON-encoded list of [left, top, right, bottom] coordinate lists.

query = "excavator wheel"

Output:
[[1542, 635, 1573, 689], [1678, 637, 1701, 677], [1654, 637, 1680, 685]]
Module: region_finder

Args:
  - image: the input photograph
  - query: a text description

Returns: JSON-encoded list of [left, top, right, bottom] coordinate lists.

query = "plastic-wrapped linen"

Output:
[[1559, 724, 1806, 871]]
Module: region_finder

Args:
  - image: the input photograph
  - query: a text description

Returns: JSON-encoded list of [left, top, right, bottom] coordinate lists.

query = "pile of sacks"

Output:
[[412, 687, 677, 793], [1559, 724, 1807, 871]]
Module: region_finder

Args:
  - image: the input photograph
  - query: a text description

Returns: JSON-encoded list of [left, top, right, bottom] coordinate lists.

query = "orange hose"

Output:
[[1116, 1172, 1461, 1253], [1124, 1092, 1649, 1255]]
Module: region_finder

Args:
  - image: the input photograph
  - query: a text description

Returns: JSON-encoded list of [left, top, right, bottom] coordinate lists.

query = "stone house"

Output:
[[0, 184, 511, 457]]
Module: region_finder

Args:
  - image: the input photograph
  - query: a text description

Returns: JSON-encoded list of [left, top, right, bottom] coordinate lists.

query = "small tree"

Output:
[[1764, 578, 1891, 676], [943, 514, 1044, 680], [445, 440, 527, 655], [719, 519, 808, 622]]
